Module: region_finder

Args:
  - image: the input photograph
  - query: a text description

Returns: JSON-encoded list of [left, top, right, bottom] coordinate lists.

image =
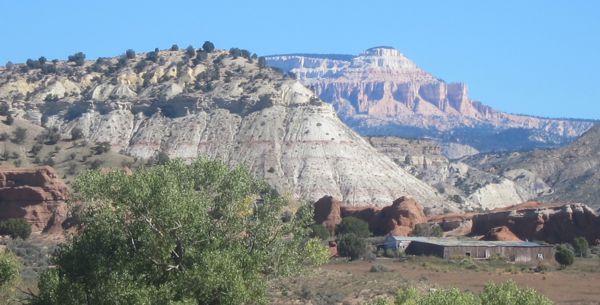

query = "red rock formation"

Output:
[[471, 203, 600, 244], [481, 226, 522, 241], [0, 166, 70, 234], [313, 196, 342, 235], [313, 195, 427, 236]]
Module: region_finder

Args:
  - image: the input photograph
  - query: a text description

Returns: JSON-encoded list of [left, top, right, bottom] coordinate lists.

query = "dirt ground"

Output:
[[270, 257, 600, 305]]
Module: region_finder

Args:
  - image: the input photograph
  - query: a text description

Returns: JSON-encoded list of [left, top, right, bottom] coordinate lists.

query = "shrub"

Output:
[[555, 245, 574, 267], [186, 45, 196, 58], [258, 56, 266, 68], [126, 49, 136, 59], [479, 280, 553, 305], [370, 264, 389, 273], [310, 224, 330, 240], [336, 217, 370, 238], [38, 56, 47, 65], [30, 144, 43, 155], [0, 132, 8, 141], [0, 218, 32, 239], [70, 127, 84, 140], [170, 44, 179, 51], [145, 49, 158, 62], [572, 237, 589, 257], [0, 250, 20, 296], [412, 223, 443, 237], [68, 52, 86, 66], [337, 234, 366, 260], [4, 61, 14, 70], [12, 127, 27, 144], [3, 114, 13, 125], [37, 128, 61, 145], [92, 141, 111, 155], [202, 41, 215, 53]]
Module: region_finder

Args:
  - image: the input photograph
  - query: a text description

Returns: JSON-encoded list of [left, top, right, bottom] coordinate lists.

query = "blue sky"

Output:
[[1, 0, 598, 119]]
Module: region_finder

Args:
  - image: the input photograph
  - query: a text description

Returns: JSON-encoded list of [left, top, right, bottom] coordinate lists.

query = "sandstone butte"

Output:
[[313, 196, 600, 245], [0, 166, 70, 236]]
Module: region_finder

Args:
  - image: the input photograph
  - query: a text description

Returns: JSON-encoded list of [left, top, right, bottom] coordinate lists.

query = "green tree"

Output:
[[170, 44, 179, 51], [412, 223, 443, 237], [0, 250, 20, 299], [38, 56, 47, 65], [186, 45, 196, 58], [479, 280, 553, 305], [310, 224, 330, 240], [30, 159, 328, 305], [258, 56, 266, 68], [337, 234, 366, 260], [555, 245, 574, 267], [68, 52, 86, 66], [12, 127, 27, 144], [202, 41, 215, 53], [125, 49, 136, 59], [572, 237, 589, 257], [0, 218, 32, 239], [336, 217, 370, 238]]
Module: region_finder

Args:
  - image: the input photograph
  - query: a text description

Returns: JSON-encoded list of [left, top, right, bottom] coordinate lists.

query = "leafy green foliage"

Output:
[[0, 250, 20, 298], [337, 234, 366, 260], [336, 217, 370, 238], [368, 280, 552, 305], [310, 224, 330, 240], [12, 127, 27, 144], [571, 237, 589, 257], [412, 223, 443, 237], [125, 49, 136, 59], [555, 245, 574, 267], [31, 159, 328, 305], [0, 218, 32, 239], [68, 52, 86, 66], [202, 41, 215, 53]]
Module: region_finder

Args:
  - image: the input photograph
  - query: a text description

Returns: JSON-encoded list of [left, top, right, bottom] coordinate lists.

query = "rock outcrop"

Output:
[[0, 48, 452, 208], [313, 195, 428, 236], [471, 203, 600, 244], [481, 226, 522, 242], [266, 47, 593, 152], [0, 166, 69, 233]]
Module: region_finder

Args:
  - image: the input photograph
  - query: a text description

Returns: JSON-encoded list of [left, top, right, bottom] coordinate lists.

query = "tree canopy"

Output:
[[30, 158, 328, 305]]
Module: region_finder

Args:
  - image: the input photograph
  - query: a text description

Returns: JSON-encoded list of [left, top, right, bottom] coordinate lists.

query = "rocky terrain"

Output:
[[314, 195, 600, 244], [266, 47, 594, 152], [465, 124, 600, 209], [366, 136, 550, 211], [0, 47, 453, 208], [0, 166, 69, 234]]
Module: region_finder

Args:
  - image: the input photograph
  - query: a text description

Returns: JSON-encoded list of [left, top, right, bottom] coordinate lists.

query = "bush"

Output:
[[12, 127, 27, 144], [170, 44, 179, 51], [38, 56, 47, 65], [68, 52, 86, 66], [0, 250, 20, 296], [3, 114, 13, 125], [70, 127, 84, 140], [258, 56, 266, 68], [310, 224, 330, 240], [370, 264, 389, 273], [0, 218, 32, 239], [555, 245, 574, 267], [30, 144, 43, 155], [412, 223, 443, 237], [146, 49, 158, 62], [479, 280, 553, 305], [37, 128, 61, 145], [203, 41, 215, 53], [186, 45, 196, 58], [572, 237, 589, 257], [125, 49, 136, 59], [337, 234, 366, 260], [336, 217, 370, 238], [92, 141, 111, 155]]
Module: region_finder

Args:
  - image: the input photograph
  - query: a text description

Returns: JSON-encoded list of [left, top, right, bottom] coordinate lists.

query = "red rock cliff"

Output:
[[0, 166, 70, 234]]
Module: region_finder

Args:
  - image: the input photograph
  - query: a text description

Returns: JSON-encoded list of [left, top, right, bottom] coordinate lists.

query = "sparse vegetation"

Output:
[[202, 41, 215, 53], [125, 49, 136, 59], [170, 44, 179, 51], [67, 52, 86, 66], [572, 237, 589, 257], [70, 127, 84, 140], [12, 127, 27, 144], [0, 218, 32, 239]]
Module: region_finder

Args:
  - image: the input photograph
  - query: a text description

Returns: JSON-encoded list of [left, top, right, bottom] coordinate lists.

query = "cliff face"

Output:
[[267, 47, 593, 152], [0, 49, 451, 208], [0, 166, 69, 234]]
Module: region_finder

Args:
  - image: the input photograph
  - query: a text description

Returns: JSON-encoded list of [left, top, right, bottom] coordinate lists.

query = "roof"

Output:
[[388, 236, 550, 248]]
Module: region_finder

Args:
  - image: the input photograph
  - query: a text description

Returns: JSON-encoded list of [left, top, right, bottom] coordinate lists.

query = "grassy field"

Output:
[[269, 256, 600, 305]]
